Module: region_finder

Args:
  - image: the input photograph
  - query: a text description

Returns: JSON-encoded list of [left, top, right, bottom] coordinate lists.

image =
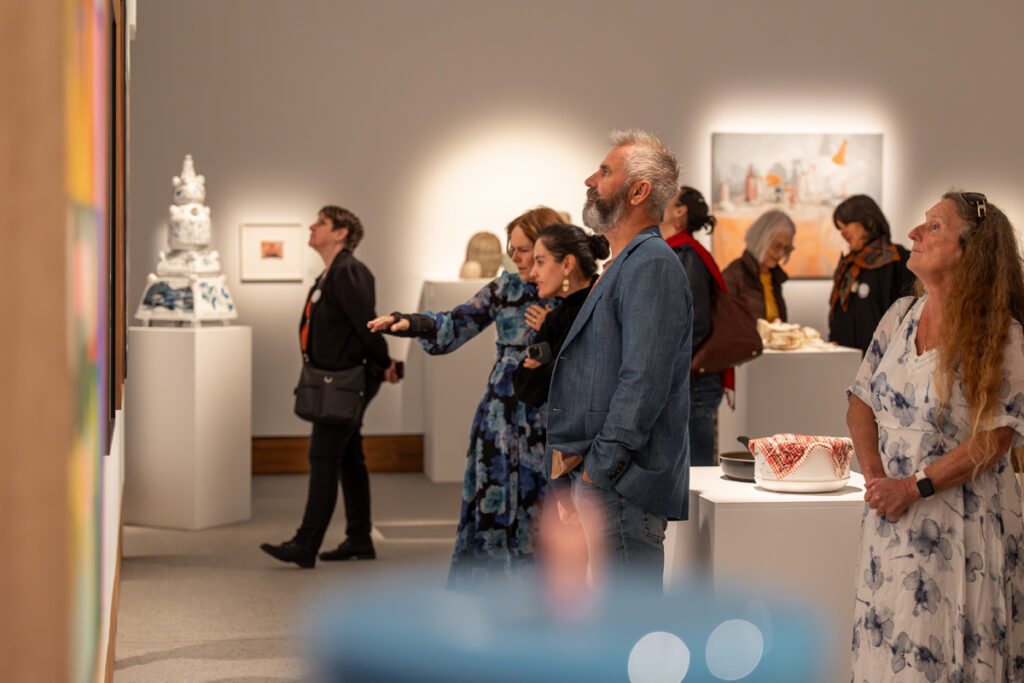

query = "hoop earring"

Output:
[[561, 278, 570, 293]]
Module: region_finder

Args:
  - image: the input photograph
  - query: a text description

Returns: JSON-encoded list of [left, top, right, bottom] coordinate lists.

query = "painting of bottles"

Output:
[[711, 133, 882, 278]]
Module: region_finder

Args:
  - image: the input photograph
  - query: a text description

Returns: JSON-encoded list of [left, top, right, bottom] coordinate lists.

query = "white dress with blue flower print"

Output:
[[849, 296, 1024, 682]]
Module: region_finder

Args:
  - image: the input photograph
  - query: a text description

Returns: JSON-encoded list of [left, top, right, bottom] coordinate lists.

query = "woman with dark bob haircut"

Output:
[[829, 194, 914, 354]]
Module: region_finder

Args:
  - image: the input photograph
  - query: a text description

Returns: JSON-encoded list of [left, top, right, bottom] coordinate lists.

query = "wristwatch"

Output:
[[914, 470, 935, 498]]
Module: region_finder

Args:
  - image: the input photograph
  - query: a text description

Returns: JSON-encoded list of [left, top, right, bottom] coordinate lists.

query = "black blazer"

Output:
[[302, 250, 389, 375]]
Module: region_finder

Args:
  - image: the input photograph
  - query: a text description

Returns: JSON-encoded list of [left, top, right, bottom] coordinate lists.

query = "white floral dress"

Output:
[[849, 296, 1024, 682]]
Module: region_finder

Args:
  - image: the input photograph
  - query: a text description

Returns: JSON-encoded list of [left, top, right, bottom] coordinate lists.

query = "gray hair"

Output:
[[609, 129, 680, 223], [745, 209, 796, 263]]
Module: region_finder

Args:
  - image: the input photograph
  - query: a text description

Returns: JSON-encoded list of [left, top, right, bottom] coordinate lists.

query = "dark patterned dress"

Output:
[[413, 272, 555, 586], [849, 296, 1024, 682]]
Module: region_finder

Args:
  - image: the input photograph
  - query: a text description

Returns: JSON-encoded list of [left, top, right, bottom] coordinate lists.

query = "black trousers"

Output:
[[295, 378, 381, 550]]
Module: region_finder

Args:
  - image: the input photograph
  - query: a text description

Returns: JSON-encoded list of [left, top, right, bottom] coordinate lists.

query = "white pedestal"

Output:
[[414, 279, 495, 483], [125, 326, 252, 529], [718, 347, 863, 453], [666, 466, 865, 683]]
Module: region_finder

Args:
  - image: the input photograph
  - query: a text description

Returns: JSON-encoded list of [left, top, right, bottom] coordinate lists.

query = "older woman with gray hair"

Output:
[[721, 209, 796, 322]]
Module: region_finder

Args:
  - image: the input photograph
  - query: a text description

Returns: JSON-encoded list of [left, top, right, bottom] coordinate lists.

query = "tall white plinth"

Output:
[[125, 326, 252, 529], [666, 467, 865, 683], [416, 279, 495, 483]]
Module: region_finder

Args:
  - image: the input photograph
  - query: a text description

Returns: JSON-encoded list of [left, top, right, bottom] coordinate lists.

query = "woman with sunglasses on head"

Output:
[[848, 191, 1024, 681], [721, 209, 795, 323], [828, 195, 915, 355], [659, 187, 728, 466], [367, 207, 560, 587]]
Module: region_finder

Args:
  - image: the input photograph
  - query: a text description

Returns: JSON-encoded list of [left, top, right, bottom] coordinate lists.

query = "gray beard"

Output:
[[582, 188, 626, 235]]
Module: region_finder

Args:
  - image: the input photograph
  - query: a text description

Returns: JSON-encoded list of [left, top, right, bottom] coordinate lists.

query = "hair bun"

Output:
[[588, 233, 611, 260]]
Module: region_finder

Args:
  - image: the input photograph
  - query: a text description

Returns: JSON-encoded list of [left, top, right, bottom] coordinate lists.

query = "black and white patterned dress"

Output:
[[849, 296, 1024, 682]]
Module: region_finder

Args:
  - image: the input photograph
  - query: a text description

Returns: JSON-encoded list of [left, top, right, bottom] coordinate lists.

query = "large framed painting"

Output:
[[240, 223, 305, 281], [711, 133, 883, 278]]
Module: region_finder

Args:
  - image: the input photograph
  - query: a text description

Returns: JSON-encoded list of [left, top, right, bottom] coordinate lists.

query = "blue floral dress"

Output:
[[849, 296, 1024, 682], [415, 272, 555, 586]]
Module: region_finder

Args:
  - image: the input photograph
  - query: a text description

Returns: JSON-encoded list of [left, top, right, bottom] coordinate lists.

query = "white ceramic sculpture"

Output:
[[136, 155, 237, 324]]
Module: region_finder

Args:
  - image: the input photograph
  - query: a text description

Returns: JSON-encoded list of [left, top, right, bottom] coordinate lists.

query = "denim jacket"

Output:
[[546, 226, 693, 520]]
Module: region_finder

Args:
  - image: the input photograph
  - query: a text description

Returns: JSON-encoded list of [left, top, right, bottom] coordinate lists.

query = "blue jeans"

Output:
[[689, 374, 724, 467], [569, 468, 667, 590]]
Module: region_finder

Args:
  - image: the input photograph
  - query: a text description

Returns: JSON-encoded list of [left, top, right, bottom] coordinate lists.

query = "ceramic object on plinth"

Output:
[[136, 155, 237, 325]]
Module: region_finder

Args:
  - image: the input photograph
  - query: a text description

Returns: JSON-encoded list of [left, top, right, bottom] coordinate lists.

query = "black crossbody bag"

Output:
[[293, 269, 365, 425], [293, 361, 365, 425]]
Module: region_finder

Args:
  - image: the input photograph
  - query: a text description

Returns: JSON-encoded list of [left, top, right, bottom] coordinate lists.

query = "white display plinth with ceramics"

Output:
[[718, 347, 863, 453], [665, 466, 865, 683], [125, 326, 252, 529], [412, 279, 495, 483]]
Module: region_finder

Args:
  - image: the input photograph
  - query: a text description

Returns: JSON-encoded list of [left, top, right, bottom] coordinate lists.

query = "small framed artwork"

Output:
[[240, 223, 305, 281]]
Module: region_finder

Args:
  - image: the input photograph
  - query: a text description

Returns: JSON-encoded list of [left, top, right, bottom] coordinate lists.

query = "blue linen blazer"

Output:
[[546, 226, 693, 520]]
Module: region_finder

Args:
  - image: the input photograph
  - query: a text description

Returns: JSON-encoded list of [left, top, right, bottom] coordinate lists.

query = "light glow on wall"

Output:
[[404, 115, 597, 281]]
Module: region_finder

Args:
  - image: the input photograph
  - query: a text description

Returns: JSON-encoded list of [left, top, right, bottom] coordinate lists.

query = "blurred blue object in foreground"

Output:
[[308, 572, 828, 683]]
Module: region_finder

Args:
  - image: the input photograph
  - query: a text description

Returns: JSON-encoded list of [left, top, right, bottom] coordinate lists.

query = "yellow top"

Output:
[[760, 272, 779, 322]]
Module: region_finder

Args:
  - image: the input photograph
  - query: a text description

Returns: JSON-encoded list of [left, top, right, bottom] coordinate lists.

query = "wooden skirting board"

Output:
[[253, 435, 424, 474]]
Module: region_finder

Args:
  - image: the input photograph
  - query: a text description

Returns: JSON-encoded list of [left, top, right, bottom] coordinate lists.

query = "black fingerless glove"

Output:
[[387, 312, 436, 338]]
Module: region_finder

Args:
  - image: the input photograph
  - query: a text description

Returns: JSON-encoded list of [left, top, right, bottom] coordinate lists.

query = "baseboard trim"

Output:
[[252, 435, 424, 474]]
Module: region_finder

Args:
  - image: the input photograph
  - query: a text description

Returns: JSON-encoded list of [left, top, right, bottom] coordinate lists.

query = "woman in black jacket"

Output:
[[512, 223, 610, 407], [660, 187, 728, 466], [261, 206, 397, 568], [828, 195, 914, 354]]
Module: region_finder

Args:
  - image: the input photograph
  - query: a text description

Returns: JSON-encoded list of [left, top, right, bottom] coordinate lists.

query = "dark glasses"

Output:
[[962, 192, 987, 221]]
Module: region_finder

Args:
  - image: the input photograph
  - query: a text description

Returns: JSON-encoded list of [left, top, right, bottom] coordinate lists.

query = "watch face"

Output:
[[917, 477, 935, 498]]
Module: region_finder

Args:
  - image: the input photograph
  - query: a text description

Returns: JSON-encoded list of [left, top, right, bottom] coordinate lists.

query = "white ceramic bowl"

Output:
[[751, 439, 853, 493]]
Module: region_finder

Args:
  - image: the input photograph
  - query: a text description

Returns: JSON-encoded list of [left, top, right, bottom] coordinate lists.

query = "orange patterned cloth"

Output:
[[747, 434, 853, 480]]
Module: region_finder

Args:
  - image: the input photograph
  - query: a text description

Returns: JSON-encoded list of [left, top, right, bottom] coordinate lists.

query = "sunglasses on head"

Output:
[[962, 192, 987, 221]]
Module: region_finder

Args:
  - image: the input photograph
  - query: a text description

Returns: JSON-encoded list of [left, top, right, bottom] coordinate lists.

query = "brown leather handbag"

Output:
[[691, 289, 763, 377]]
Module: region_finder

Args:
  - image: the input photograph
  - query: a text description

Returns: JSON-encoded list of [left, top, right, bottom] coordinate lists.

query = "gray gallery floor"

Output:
[[114, 473, 462, 682]]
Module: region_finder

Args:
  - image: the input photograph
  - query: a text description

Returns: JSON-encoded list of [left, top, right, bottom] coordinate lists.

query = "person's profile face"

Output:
[[508, 226, 536, 279]]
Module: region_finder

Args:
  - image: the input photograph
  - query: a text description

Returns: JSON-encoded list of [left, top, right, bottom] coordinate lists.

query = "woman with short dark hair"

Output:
[[828, 194, 914, 354], [261, 206, 397, 568]]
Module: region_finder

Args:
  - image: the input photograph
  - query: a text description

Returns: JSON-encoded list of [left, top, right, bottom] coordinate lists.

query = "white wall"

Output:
[[129, 0, 1024, 436]]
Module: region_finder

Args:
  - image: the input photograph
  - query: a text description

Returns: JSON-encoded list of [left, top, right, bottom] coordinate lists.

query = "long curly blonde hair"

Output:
[[932, 191, 1024, 470]]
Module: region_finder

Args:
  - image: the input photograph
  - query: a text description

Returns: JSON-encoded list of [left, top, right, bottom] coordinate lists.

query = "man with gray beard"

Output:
[[545, 129, 693, 588]]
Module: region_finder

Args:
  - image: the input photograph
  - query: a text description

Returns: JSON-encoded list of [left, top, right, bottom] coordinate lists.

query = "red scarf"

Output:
[[665, 232, 735, 407]]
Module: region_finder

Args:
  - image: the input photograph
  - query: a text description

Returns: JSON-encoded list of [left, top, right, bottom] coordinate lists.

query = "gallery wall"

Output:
[[129, 0, 1024, 437]]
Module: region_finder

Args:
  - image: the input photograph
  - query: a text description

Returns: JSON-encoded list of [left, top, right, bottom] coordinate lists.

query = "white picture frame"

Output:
[[239, 223, 305, 281]]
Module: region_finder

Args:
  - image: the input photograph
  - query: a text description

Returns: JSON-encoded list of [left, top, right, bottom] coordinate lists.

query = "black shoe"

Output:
[[260, 539, 316, 568], [319, 538, 376, 561]]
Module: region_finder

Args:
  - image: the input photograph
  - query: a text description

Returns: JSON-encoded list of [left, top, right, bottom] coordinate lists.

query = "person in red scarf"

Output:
[[829, 195, 914, 355], [660, 186, 728, 466]]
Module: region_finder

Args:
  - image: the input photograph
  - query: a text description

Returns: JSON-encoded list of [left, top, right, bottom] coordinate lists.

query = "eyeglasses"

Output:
[[962, 192, 987, 221]]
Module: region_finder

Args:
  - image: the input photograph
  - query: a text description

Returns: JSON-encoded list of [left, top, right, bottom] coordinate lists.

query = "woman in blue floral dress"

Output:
[[847, 191, 1024, 681], [369, 208, 561, 585]]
